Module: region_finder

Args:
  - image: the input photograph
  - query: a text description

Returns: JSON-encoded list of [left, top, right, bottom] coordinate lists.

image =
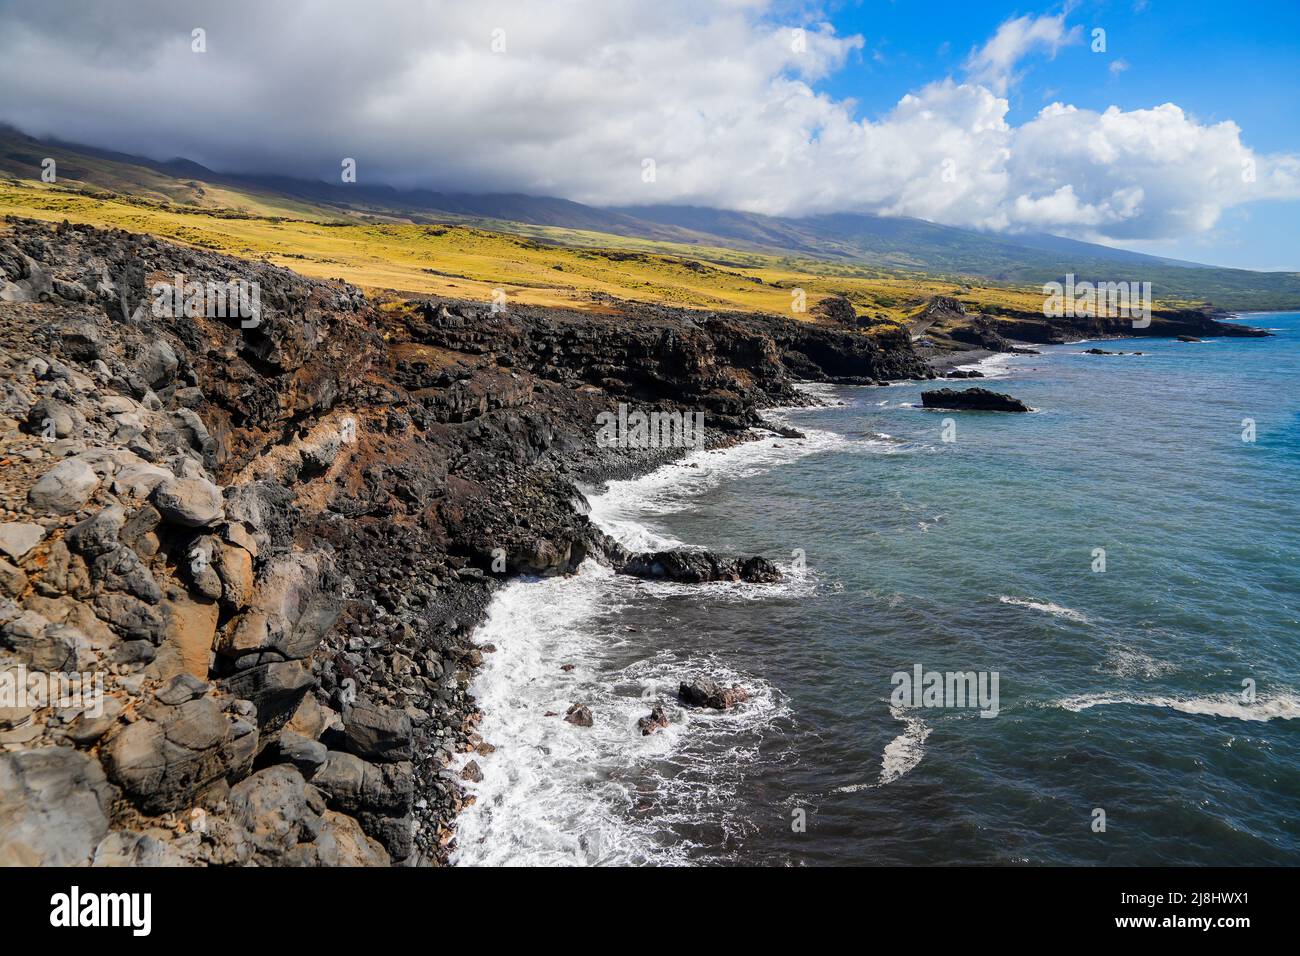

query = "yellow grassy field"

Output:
[[0, 179, 1052, 322]]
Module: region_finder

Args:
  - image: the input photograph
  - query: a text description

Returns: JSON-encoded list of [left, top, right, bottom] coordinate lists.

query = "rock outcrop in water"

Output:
[[0, 217, 931, 866], [678, 677, 750, 710], [920, 387, 1031, 413], [616, 549, 781, 584]]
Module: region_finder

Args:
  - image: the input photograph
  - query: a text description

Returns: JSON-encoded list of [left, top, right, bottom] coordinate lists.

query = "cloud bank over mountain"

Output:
[[2, 0, 1296, 243]]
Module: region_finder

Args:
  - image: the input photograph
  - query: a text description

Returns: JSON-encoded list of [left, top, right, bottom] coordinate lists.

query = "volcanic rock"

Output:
[[678, 677, 749, 710], [920, 387, 1030, 412]]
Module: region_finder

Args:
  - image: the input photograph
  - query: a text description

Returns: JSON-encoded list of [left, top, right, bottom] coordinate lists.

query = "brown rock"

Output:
[[564, 703, 593, 727], [162, 592, 219, 680], [637, 703, 670, 735], [678, 677, 749, 710]]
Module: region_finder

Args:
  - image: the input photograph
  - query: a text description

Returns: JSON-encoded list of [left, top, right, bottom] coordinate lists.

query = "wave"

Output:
[[626, 556, 823, 604], [790, 381, 841, 403], [451, 564, 791, 866], [1059, 692, 1300, 722], [456, 424, 837, 864], [584, 425, 848, 551], [998, 595, 1090, 623], [955, 353, 1015, 379]]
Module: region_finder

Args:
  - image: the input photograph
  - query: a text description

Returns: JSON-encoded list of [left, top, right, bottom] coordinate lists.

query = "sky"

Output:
[[1, 0, 1296, 270]]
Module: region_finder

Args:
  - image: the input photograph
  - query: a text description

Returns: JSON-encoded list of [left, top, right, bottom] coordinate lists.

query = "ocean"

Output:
[[453, 313, 1300, 866]]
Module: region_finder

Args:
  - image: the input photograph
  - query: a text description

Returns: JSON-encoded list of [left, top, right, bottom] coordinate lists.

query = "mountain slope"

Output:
[[3, 127, 1299, 310]]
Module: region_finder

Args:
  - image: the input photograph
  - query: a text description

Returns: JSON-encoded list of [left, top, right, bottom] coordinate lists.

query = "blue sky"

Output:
[[804, 0, 1300, 269]]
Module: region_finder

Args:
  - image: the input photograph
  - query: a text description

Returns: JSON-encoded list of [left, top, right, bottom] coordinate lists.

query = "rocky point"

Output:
[[0, 216, 932, 866]]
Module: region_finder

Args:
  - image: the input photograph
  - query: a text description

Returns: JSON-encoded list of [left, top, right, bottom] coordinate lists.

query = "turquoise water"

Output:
[[457, 315, 1299, 866]]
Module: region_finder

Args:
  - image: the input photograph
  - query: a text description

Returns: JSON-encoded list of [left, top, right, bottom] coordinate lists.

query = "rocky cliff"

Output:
[[0, 217, 930, 866]]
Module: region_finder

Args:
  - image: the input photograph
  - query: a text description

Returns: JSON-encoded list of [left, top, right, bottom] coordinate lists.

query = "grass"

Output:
[[0, 179, 1076, 323]]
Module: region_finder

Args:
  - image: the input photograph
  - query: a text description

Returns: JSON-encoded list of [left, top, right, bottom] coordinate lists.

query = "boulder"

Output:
[[65, 507, 125, 556], [102, 691, 258, 815], [0, 558, 27, 598], [26, 396, 82, 439], [344, 697, 413, 763], [739, 556, 781, 583], [28, 458, 100, 514], [226, 764, 326, 864], [218, 551, 332, 659], [618, 549, 782, 584], [217, 658, 314, 730], [66, 696, 124, 745], [311, 751, 414, 859], [112, 462, 174, 499], [90, 543, 163, 604], [637, 703, 670, 735], [278, 730, 328, 776], [0, 748, 113, 866], [316, 810, 391, 866], [564, 703, 593, 727], [138, 340, 179, 388], [152, 477, 225, 528], [1, 610, 91, 671], [0, 522, 45, 561]]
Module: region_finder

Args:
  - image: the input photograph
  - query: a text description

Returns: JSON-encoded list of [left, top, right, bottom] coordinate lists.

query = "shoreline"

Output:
[[446, 315, 1287, 864], [451, 412, 829, 865], [452, 314, 1297, 864], [0, 216, 1282, 867]]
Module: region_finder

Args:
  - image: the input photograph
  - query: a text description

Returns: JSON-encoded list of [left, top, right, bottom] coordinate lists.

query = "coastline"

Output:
[[446, 312, 1287, 864], [451, 416, 830, 864], [450, 312, 1298, 865], [1, 216, 1281, 867], [0, 218, 922, 866]]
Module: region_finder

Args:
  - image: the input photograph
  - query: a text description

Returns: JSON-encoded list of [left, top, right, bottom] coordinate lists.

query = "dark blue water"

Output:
[[458, 315, 1299, 866]]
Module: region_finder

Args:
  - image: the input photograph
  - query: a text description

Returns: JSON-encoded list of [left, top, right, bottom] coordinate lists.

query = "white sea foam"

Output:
[[451, 563, 791, 865], [880, 706, 932, 784], [1102, 647, 1175, 679], [627, 556, 823, 604], [833, 705, 930, 793], [585, 425, 847, 551], [791, 381, 841, 402], [455, 424, 836, 865], [1059, 692, 1300, 722], [955, 352, 1015, 379], [998, 595, 1090, 624]]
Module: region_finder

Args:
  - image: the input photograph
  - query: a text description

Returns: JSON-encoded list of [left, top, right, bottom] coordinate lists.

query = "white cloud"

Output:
[[1008, 102, 1300, 239], [964, 13, 1082, 95], [0, 0, 1294, 244]]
